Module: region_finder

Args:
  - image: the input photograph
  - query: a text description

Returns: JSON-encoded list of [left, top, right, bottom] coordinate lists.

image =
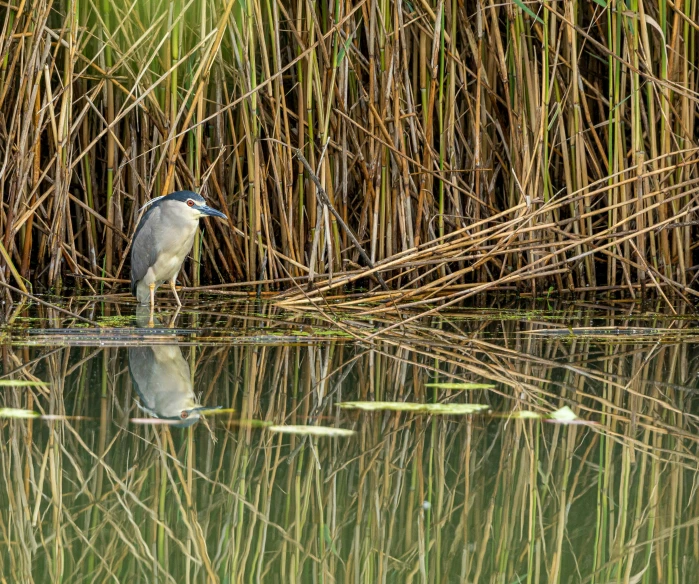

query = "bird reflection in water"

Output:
[[129, 308, 219, 427]]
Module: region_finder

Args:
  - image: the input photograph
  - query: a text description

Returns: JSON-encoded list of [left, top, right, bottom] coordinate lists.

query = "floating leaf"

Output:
[[227, 419, 272, 428], [425, 382, 494, 390], [195, 408, 234, 416], [41, 415, 92, 421], [548, 406, 578, 422], [268, 425, 355, 437], [130, 418, 183, 425], [0, 408, 40, 419], [339, 402, 489, 415], [509, 411, 542, 419], [0, 380, 48, 387]]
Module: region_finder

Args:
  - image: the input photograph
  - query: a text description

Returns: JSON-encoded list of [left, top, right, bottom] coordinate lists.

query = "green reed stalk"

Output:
[[425, 372, 438, 579], [628, 0, 645, 291], [102, 0, 114, 277], [437, 3, 445, 243], [192, 0, 206, 288], [247, 0, 260, 281], [607, 2, 620, 289], [304, 1, 316, 273], [170, 0, 180, 167], [657, 0, 671, 279], [158, 435, 167, 567], [295, 0, 305, 264], [677, 0, 695, 286], [542, 4, 550, 205]]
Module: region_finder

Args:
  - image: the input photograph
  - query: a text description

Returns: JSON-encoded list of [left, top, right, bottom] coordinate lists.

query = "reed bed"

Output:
[[1, 301, 699, 581], [0, 1, 697, 308]]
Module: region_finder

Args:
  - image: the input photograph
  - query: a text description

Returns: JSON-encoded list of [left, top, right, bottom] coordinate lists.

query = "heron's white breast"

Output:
[[150, 202, 200, 282]]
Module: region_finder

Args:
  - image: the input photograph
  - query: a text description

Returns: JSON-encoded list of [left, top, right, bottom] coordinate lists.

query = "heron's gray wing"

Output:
[[127, 346, 156, 408], [130, 208, 161, 295], [128, 345, 193, 420]]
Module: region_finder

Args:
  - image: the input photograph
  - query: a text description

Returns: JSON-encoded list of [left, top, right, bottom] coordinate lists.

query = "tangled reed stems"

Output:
[[0, 0, 697, 308]]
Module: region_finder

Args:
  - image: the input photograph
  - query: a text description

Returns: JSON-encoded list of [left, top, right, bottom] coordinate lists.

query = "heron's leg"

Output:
[[170, 277, 182, 307], [148, 283, 155, 327], [168, 305, 181, 328]]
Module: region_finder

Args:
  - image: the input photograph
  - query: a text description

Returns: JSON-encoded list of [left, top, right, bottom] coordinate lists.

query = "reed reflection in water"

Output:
[[2, 306, 699, 583]]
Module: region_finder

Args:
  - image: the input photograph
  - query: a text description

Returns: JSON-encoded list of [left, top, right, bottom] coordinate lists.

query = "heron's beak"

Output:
[[199, 205, 227, 220], [191, 405, 222, 414]]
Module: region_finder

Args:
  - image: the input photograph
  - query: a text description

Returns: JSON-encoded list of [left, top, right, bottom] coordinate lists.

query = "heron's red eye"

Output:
[[186, 199, 195, 207], [180, 411, 189, 419]]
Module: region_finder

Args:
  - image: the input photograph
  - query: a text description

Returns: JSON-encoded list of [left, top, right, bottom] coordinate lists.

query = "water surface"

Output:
[[1, 299, 699, 583]]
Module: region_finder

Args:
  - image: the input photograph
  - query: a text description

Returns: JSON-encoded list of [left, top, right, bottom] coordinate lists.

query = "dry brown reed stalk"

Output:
[[3, 301, 699, 580], [0, 0, 697, 312]]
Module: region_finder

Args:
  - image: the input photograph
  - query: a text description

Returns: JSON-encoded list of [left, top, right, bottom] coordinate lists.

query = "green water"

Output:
[[2, 299, 699, 583]]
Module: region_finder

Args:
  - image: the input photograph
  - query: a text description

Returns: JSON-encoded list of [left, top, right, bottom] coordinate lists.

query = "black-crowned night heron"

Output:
[[129, 310, 219, 427], [130, 190, 227, 312], [128, 343, 209, 427]]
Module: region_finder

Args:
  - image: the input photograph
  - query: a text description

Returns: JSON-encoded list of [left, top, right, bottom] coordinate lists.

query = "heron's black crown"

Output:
[[155, 190, 206, 207]]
